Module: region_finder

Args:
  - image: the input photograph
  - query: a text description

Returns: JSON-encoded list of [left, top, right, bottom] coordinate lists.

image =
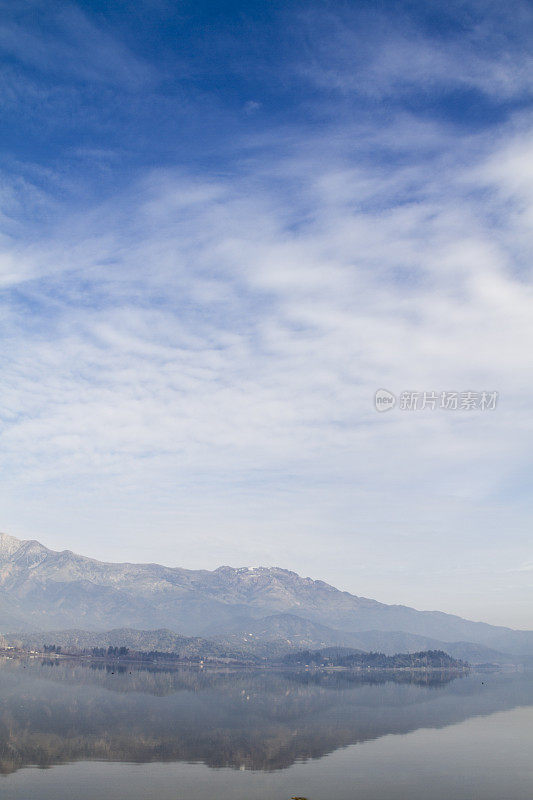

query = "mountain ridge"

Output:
[[3, 621, 509, 664], [1, 532, 532, 655]]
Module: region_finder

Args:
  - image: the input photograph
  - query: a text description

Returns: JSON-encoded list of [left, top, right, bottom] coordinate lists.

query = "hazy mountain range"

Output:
[[1, 532, 532, 661]]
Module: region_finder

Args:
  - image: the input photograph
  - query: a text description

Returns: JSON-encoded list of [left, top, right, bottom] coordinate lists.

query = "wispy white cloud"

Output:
[[0, 118, 532, 518], [294, 2, 533, 102], [0, 3, 152, 88], [0, 1, 532, 626]]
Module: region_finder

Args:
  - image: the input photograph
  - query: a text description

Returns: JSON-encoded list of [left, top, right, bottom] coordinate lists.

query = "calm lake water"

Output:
[[0, 658, 532, 799]]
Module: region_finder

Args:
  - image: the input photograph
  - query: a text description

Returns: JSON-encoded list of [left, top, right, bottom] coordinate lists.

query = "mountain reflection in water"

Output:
[[0, 658, 531, 776]]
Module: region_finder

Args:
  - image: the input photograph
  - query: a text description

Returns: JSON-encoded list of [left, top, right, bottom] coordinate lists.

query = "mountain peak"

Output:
[[0, 532, 24, 558]]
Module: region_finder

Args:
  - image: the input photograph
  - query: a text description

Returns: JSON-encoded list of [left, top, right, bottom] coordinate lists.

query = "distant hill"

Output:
[[209, 612, 365, 657], [209, 613, 511, 663], [2, 630, 468, 671], [283, 648, 467, 669], [335, 629, 512, 664], [4, 628, 239, 660], [4, 623, 511, 666], [1, 532, 532, 657]]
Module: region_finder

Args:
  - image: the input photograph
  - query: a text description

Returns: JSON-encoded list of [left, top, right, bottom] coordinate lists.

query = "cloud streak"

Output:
[[0, 1, 531, 626]]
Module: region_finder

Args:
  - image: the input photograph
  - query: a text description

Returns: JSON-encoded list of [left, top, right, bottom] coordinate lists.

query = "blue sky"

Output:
[[1, 0, 532, 627]]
